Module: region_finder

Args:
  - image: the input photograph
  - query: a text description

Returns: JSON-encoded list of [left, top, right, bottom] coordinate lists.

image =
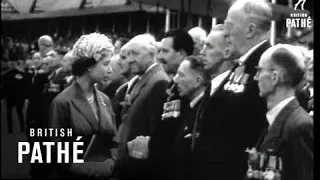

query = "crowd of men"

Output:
[[1, 0, 314, 179]]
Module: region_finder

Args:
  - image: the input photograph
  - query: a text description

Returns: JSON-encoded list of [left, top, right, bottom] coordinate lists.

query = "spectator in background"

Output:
[[188, 27, 207, 55], [2, 60, 27, 133], [59, 51, 75, 88], [114, 37, 129, 56], [2, 36, 18, 62], [294, 46, 313, 113], [101, 37, 130, 98], [117, 43, 135, 81], [112, 43, 136, 129], [101, 54, 127, 99], [37, 35, 54, 58]]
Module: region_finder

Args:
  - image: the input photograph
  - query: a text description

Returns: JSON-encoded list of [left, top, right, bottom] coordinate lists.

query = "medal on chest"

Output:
[[162, 99, 181, 120], [224, 65, 250, 93]]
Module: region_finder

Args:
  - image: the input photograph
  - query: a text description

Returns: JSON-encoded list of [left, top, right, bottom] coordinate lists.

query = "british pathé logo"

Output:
[[294, 0, 306, 10], [286, 0, 312, 28]]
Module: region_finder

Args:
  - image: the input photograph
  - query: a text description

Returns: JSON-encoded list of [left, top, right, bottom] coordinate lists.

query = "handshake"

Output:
[[127, 136, 150, 159]]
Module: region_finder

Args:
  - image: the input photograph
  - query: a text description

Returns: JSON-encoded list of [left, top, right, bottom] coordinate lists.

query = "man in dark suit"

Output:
[[169, 56, 211, 180], [185, 24, 239, 179], [127, 56, 211, 180], [247, 44, 313, 180], [191, 0, 274, 179], [148, 28, 195, 178], [115, 34, 170, 178]]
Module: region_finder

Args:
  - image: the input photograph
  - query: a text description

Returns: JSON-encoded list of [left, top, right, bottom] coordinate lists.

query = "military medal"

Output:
[[162, 100, 181, 120], [268, 155, 277, 170], [234, 73, 248, 93]]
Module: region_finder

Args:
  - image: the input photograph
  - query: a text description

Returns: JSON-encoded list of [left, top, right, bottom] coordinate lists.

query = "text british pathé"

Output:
[[18, 128, 85, 164]]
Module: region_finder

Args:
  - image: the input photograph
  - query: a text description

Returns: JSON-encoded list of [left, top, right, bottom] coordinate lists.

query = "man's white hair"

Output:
[[188, 27, 207, 43], [127, 33, 158, 55], [72, 32, 114, 62], [232, 0, 273, 31]]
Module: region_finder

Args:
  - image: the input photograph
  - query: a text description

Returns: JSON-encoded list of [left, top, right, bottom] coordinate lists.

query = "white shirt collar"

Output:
[[266, 96, 295, 128], [210, 70, 231, 96], [239, 40, 267, 64], [126, 75, 140, 93], [145, 62, 158, 74], [190, 91, 205, 108]]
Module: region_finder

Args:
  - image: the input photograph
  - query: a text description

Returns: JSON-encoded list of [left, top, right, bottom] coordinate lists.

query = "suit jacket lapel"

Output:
[[95, 86, 116, 136], [259, 98, 300, 150], [70, 82, 99, 131], [244, 41, 271, 74], [211, 64, 238, 99], [130, 63, 162, 103]]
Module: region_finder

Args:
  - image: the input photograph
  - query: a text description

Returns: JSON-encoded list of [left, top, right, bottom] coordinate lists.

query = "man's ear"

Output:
[[223, 46, 231, 59], [195, 75, 204, 86], [246, 23, 257, 39], [272, 70, 281, 85]]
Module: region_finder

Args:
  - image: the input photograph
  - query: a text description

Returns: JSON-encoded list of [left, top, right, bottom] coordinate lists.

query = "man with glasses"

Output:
[[249, 44, 313, 180]]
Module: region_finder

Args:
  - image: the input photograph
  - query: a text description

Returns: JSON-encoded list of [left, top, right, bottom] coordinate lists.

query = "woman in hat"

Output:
[[48, 32, 117, 178]]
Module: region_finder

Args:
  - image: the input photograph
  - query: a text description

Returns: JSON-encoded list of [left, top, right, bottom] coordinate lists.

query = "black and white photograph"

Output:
[[1, 0, 313, 179]]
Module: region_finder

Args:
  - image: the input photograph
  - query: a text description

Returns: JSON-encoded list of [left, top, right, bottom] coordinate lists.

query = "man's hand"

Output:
[[127, 136, 150, 159]]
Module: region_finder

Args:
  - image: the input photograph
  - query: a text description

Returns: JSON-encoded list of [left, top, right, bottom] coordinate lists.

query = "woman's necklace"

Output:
[[87, 94, 94, 104]]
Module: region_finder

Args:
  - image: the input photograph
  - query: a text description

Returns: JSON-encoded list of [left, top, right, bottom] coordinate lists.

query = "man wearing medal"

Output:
[[247, 44, 313, 180], [115, 34, 169, 179], [197, 0, 273, 179], [125, 29, 195, 179]]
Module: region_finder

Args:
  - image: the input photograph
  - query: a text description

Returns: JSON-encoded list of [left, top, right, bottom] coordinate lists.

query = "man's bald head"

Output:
[[259, 44, 306, 87]]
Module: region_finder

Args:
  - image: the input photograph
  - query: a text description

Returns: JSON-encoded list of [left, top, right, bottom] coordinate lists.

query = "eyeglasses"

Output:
[[255, 66, 276, 76]]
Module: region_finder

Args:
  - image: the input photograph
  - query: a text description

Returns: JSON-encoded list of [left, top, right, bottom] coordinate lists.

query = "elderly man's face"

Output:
[[200, 31, 225, 72], [158, 37, 182, 75], [224, 6, 248, 57], [117, 49, 131, 76], [173, 60, 200, 99], [254, 55, 276, 98], [127, 43, 153, 75]]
